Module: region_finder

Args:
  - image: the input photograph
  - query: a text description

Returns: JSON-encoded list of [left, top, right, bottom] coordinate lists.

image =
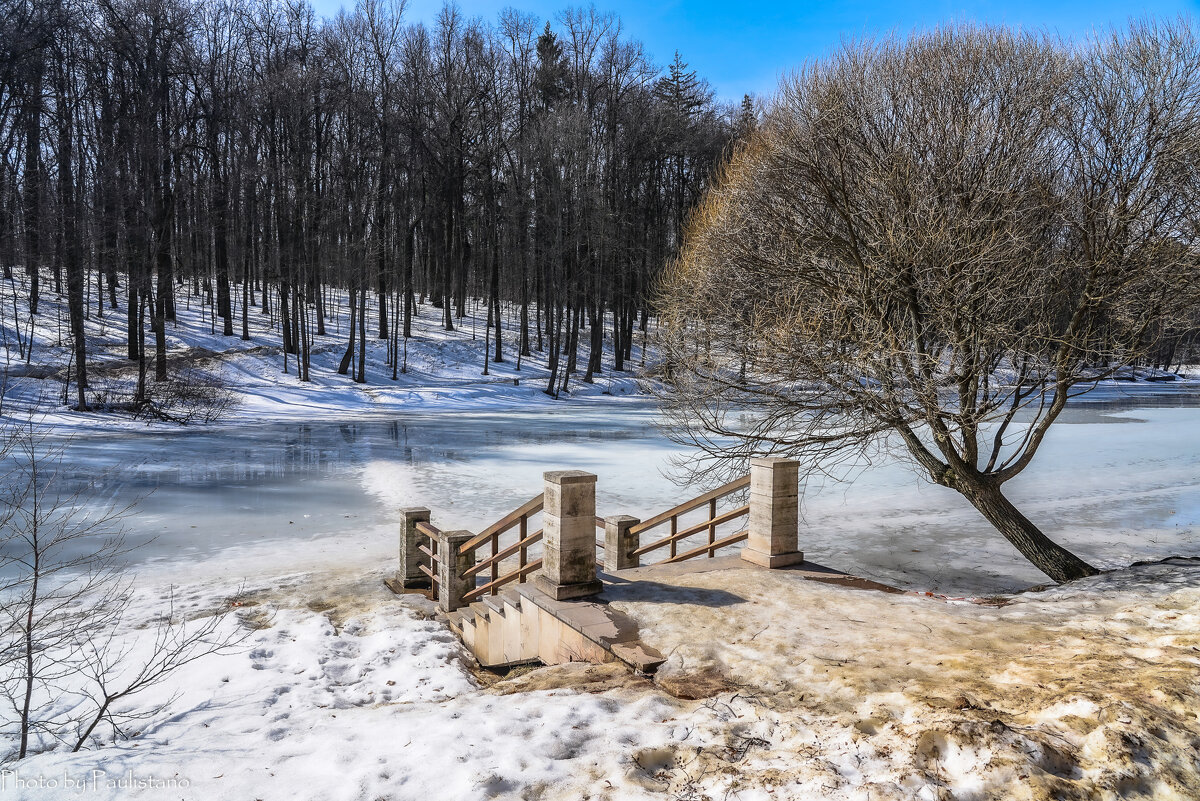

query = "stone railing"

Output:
[[393, 458, 804, 612]]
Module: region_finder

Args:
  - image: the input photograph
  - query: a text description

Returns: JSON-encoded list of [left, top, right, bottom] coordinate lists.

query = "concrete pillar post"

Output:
[[437, 529, 475, 612], [742, 458, 805, 568], [397, 507, 432, 589], [604, 515, 640, 572], [535, 470, 603, 600]]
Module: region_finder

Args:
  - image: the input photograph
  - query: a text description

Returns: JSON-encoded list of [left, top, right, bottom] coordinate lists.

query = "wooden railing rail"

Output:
[[628, 475, 750, 535], [457, 492, 546, 601], [629, 475, 751, 563], [459, 493, 544, 554], [463, 559, 543, 603], [665, 528, 748, 563], [416, 520, 442, 538], [632, 504, 750, 559], [465, 528, 543, 579], [415, 520, 442, 597]]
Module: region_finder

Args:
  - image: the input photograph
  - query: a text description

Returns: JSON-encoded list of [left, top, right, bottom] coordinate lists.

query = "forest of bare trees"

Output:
[[0, 0, 744, 408]]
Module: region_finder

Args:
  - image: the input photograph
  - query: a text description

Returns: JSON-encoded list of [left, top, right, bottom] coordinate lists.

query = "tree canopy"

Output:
[[657, 22, 1200, 583]]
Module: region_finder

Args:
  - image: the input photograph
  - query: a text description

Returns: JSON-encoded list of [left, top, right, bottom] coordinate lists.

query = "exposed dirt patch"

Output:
[[231, 569, 433, 634], [305, 598, 337, 613], [655, 665, 742, 699], [489, 661, 656, 696], [238, 606, 275, 631]]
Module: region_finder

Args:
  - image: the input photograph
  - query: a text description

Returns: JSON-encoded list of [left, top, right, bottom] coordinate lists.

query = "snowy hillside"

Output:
[[1, 275, 648, 430]]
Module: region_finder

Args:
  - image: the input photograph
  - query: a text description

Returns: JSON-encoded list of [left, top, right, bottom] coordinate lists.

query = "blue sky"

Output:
[[308, 0, 1198, 101]]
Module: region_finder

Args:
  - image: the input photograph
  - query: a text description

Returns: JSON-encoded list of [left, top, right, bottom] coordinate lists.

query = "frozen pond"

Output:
[[9, 385, 1200, 594]]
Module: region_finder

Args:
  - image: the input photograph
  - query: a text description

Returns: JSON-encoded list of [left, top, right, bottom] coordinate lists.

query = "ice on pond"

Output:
[[8, 386, 1199, 594]]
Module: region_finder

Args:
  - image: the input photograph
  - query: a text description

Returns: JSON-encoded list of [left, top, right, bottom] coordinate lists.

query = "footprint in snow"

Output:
[[249, 647, 275, 670]]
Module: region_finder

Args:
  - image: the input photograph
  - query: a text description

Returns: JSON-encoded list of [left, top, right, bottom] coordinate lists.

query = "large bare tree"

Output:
[[657, 23, 1200, 583]]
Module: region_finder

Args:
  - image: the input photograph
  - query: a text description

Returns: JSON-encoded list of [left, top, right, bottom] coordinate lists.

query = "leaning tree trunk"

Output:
[[961, 480, 1098, 583], [337, 285, 356, 375]]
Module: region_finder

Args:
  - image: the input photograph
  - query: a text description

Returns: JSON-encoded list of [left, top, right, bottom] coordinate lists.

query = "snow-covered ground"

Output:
[[608, 558, 1200, 800], [0, 276, 647, 432], [4, 545, 1199, 800], [3, 278, 1200, 798]]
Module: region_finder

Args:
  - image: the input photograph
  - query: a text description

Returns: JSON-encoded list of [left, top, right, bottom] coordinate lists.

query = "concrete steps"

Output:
[[443, 585, 665, 673], [445, 590, 540, 668]]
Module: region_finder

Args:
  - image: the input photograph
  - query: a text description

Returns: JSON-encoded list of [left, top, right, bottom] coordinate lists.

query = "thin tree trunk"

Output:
[[490, 245, 502, 363], [23, 54, 44, 317], [279, 282, 293, 360], [297, 283, 309, 381], [18, 491, 39, 760], [403, 222, 414, 339], [356, 284, 367, 383], [241, 264, 250, 341], [136, 287, 147, 403], [545, 301, 561, 397], [214, 177, 233, 336], [60, 98, 88, 410], [153, 222, 169, 383]]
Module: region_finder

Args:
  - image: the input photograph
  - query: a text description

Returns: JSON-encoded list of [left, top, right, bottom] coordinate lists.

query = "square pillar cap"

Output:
[[544, 470, 597, 485], [750, 457, 799, 468]]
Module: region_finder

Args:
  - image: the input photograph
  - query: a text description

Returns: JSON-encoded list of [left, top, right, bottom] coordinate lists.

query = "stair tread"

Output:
[[610, 642, 667, 673], [481, 594, 507, 614]]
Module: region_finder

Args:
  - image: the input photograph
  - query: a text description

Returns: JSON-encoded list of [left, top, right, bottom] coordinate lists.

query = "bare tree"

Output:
[[0, 417, 244, 760], [656, 23, 1200, 583]]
